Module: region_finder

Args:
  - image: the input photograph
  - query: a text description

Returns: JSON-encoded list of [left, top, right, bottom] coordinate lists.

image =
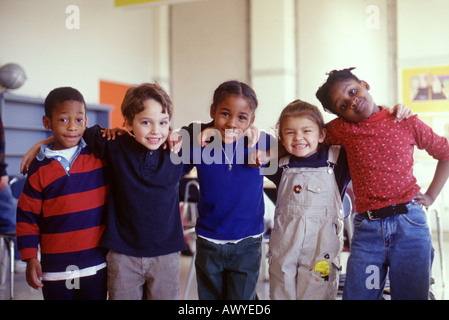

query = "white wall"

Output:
[[0, 0, 155, 104], [296, 0, 391, 123], [170, 0, 249, 128], [397, 0, 449, 231], [397, 0, 449, 64], [250, 0, 297, 132]]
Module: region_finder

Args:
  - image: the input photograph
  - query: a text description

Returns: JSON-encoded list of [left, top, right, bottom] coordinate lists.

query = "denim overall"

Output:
[[269, 146, 344, 300]]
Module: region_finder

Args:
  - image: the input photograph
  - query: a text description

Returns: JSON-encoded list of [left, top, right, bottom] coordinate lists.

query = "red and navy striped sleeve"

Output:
[[16, 149, 109, 272]]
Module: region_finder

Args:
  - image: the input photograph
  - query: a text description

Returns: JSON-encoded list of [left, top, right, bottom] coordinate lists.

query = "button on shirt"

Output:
[[39, 141, 85, 175]]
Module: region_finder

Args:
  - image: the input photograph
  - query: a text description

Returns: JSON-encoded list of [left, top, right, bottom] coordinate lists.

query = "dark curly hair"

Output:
[[211, 80, 258, 114], [44, 87, 86, 118], [315, 67, 361, 114]]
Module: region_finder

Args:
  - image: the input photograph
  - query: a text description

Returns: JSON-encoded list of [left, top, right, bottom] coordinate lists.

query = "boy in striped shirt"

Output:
[[16, 87, 109, 300]]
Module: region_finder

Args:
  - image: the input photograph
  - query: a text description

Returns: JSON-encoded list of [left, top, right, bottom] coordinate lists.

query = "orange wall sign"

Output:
[[99, 80, 131, 129]]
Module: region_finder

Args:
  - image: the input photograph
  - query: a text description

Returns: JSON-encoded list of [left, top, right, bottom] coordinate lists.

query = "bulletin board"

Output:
[[402, 65, 449, 113]]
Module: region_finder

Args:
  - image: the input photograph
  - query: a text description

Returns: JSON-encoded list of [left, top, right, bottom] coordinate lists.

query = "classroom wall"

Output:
[[169, 0, 393, 130], [170, 0, 249, 128], [396, 0, 449, 231], [0, 0, 156, 105], [296, 0, 391, 122]]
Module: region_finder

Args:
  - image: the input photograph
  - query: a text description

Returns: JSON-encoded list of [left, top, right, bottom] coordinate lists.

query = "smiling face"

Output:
[[328, 79, 380, 122], [125, 98, 170, 150], [43, 100, 87, 150], [280, 116, 325, 158], [210, 94, 255, 144]]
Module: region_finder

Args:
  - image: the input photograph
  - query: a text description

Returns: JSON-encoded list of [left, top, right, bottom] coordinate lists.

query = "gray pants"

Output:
[[106, 250, 180, 300]]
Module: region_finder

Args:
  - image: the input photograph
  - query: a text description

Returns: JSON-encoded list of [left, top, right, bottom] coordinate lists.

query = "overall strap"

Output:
[[278, 156, 290, 168], [327, 145, 341, 165], [327, 145, 341, 173]]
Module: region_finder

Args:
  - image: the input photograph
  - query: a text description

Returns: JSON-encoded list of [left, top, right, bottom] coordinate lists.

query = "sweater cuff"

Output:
[[19, 248, 39, 261]]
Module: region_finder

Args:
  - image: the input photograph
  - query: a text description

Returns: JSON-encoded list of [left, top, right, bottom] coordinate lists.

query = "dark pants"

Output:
[[42, 267, 107, 300], [195, 236, 261, 300]]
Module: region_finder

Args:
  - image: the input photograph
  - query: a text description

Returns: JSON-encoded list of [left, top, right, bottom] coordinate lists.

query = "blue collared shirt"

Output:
[[37, 138, 87, 175]]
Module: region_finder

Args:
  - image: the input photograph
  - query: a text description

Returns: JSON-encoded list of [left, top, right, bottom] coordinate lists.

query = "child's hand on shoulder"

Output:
[[249, 149, 270, 168], [390, 104, 413, 122], [198, 127, 219, 147], [167, 131, 183, 153], [245, 124, 260, 148], [101, 127, 128, 140]]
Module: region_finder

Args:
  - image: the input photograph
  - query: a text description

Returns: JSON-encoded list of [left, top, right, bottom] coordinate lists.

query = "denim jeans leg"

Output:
[[224, 236, 261, 300], [0, 185, 16, 233], [195, 236, 261, 300], [343, 215, 388, 300], [388, 204, 432, 300], [195, 237, 225, 300]]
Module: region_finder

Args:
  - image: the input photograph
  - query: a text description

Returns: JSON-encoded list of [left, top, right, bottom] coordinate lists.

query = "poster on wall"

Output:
[[402, 65, 449, 113]]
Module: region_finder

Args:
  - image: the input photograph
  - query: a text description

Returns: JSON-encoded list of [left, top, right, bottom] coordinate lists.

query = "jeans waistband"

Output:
[[359, 201, 411, 221]]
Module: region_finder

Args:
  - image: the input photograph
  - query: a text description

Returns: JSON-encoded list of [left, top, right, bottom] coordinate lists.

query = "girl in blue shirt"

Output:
[[182, 81, 274, 300]]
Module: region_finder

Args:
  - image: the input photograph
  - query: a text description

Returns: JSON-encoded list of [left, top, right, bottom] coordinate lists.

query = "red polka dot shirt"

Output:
[[326, 107, 449, 213]]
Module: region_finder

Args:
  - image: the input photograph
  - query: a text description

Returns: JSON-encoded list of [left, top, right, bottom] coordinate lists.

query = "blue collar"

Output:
[[37, 138, 87, 175]]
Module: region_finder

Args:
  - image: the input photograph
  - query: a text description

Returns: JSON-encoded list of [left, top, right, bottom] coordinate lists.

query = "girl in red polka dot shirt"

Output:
[[316, 68, 449, 300]]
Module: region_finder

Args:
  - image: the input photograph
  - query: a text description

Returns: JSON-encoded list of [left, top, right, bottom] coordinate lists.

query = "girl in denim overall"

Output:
[[268, 100, 350, 300]]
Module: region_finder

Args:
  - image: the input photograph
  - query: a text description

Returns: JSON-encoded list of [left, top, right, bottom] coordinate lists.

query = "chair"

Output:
[[0, 176, 25, 299], [338, 192, 354, 296], [180, 179, 199, 299], [426, 202, 446, 289], [0, 233, 15, 299]]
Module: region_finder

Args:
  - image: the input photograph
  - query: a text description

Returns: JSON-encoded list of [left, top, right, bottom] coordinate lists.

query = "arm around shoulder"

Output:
[[20, 136, 54, 174]]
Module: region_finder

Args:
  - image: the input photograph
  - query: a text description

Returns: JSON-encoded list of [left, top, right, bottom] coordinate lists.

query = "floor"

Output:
[[1, 232, 448, 300]]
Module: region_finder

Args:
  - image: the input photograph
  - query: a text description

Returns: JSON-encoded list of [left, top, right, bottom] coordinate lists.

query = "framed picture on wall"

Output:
[[402, 65, 449, 113]]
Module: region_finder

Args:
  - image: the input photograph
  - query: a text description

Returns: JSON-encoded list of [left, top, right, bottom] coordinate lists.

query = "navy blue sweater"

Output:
[[83, 125, 186, 257]]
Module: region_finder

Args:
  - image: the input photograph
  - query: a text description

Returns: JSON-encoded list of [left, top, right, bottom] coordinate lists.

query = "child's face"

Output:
[[210, 94, 255, 144], [43, 100, 87, 150], [281, 116, 325, 158], [125, 99, 170, 151], [328, 79, 380, 122]]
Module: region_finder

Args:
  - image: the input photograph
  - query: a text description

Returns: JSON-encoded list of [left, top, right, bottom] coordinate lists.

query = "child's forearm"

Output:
[[427, 161, 449, 201], [20, 136, 54, 174], [417, 160, 449, 207]]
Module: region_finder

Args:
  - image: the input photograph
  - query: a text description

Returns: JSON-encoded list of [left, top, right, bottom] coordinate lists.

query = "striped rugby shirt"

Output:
[[16, 139, 109, 276]]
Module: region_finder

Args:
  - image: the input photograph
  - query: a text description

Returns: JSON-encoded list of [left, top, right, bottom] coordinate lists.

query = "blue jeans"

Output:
[[343, 203, 433, 300], [195, 236, 262, 300], [0, 185, 20, 260], [0, 184, 17, 234]]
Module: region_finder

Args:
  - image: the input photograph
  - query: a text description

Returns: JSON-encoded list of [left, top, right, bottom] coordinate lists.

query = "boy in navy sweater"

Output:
[[21, 83, 186, 300], [84, 83, 186, 300]]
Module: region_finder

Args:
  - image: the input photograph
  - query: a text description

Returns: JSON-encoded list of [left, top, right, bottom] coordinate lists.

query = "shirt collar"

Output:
[[36, 138, 87, 161]]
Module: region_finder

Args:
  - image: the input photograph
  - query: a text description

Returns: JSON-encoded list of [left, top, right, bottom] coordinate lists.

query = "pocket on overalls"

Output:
[[305, 181, 329, 205]]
